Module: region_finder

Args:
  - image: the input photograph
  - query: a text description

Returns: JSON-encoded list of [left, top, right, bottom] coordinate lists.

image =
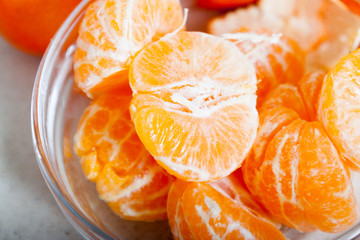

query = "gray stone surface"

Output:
[[0, 36, 81, 240]]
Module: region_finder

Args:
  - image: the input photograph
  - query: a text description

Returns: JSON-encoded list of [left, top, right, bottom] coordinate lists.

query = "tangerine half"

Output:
[[130, 31, 258, 182], [242, 79, 359, 232]]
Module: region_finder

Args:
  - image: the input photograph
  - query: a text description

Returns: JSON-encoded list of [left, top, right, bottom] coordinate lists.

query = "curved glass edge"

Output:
[[30, 1, 113, 239]]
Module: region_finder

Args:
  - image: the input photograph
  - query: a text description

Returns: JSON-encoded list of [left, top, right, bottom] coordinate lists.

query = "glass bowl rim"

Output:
[[30, 1, 360, 239], [30, 0, 112, 239]]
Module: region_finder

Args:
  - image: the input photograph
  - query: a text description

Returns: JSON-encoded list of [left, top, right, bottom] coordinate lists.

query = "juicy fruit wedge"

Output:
[[73, 0, 184, 98], [73, 90, 175, 221], [167, 179, 286, 240], [319, 48, 360, 170], [242, 82, 359, 232], [130, 31, 258, 182], [225, 30, 304, 106]]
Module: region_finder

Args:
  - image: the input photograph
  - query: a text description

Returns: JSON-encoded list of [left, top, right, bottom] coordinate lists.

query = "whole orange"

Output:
[[0, 0, 82, 55]]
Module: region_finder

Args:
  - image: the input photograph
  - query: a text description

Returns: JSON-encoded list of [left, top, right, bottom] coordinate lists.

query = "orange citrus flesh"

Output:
[[318, 48, 360, 170], [242, 84, 307, 203], [167, 179, 286, 240], [242, 81, 359, 232], [73, 89, 175, 221], [298, 72, 325, 120], [73, 0, 184, 98], [129, 31, 258, 182], [167, 180, 196, 240], [224, 29, 304, 106], [208, 0, 360, 71], [209, 171, 280, 228]]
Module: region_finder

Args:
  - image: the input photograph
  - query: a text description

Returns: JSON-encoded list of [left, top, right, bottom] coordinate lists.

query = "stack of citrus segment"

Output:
[[72, 0, 360, 238]]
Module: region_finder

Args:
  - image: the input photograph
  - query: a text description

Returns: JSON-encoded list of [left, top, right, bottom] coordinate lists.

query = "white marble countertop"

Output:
[[0, 36, 82, 240]]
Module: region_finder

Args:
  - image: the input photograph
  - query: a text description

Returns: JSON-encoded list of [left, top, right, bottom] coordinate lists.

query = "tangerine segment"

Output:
[[209, 171, 279, 228], [260, 84, 309, 120], [73, 0, 184, 98], [167, 180, 195, 240], [73, 91, 175, 221], [242, 107, 300, 202], [242, 84, 305, 201], [298, 72, 325, 121], [97, 161, 174, 221], [74, 89, 147, 175], [225, 30, 304, 106], [130, 32, 258, 182], [173, 181, 286, 240], [319, 48, 360, 170]]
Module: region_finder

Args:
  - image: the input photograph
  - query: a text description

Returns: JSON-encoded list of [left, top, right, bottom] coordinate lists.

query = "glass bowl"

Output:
[[31, 0, 360, 239]]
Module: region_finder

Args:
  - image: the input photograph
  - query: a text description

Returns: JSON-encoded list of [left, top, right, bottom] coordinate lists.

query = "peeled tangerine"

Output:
[[129, 31, 258, 182], [319, 48, 360, 170], [73, 0, 184, 98], [208, 0, 360, 71], [73, 89, 175, 221], [167, 174, 286, 240], [224, 29, 304, 106], [242, 73, 359, 233]]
